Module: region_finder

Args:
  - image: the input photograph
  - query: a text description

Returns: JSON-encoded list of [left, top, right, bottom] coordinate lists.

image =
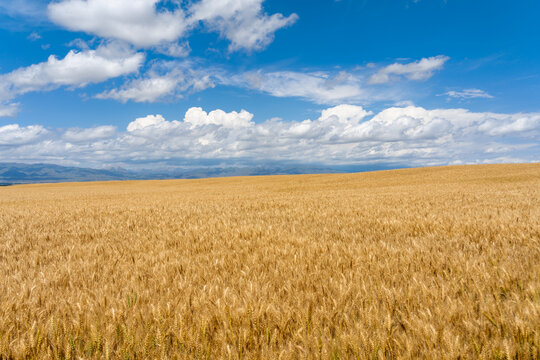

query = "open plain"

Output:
[[0, 164, 539, 359]]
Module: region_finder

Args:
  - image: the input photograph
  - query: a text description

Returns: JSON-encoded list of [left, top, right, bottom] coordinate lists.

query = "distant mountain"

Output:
[[0, 162, 403, 185], [0, 163, 138, 184], [147, 163, 399, 179]]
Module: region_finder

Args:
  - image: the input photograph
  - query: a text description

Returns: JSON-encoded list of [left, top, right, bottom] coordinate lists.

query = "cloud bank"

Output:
[[91, 56, 450, 106], [0, 51, 451, 114], [1, 105, 538, 169]]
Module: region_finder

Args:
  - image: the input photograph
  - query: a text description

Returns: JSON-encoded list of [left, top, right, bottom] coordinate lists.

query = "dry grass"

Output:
[[0, 163, 539, 359]]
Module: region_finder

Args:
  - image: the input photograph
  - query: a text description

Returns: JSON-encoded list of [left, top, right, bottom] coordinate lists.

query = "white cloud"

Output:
[[48, 0, 188, 48], [127, 114, 178, 132], [155, 42, 191, 58], [190, 0, 298, 51], [443, 88, 493, 99], [229, 70, 367, 104], [96, 75, 179, 103], [95, 62, 215, 103], [320, 104, 372, 125], [1, 42, 144, 97], [394, 100, 415, 107], [191, 75, 215, 92], [1, 105, 538, 168], [2, 50, 449, 110], [224, 58, 448, 104], [27, 32, 41, 41], [63, 126, 117, 142], [185, 107, 253, 128], [98, 64, 377, 105], [369, 56, 449, 84], [0, 124, 48, 145], [0, 103, 20, 118], [48, 0, 297, 51], [479, 115, 540, 136], [0, 0, 46, 19]]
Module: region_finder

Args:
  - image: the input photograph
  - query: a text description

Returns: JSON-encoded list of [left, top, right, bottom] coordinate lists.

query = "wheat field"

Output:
[[0, 164, 539, 359]]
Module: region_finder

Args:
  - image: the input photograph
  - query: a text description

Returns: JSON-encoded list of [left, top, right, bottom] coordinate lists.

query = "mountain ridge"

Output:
[[0, 162, 402, 185]]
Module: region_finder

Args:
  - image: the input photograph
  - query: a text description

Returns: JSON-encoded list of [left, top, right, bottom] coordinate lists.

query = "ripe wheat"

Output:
[[0, 164, 539, 359]]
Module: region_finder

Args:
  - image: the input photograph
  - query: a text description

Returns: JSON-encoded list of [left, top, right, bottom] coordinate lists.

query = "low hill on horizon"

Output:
[[0, 162, 137, 185], [0, 161, 403, 185]]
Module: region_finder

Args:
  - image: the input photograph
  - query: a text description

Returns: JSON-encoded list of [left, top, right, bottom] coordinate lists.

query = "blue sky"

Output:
[[0, 0, 538, 170]]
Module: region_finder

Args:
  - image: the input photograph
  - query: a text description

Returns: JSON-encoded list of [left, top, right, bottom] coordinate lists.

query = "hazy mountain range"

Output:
[[0, 163, 136, 185], [0, 162, 403, 185]]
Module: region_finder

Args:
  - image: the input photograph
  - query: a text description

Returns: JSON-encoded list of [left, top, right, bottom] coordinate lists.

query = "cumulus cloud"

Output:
[[48, 0, 188, 48], [48, 0, 297, 51], [185, 107, 253, 128], [320, 104, 372, 125], [0, 124, 48, 146], [0, 42, 144, 97], [96, 75, 179, 103], [443, 88, 494, 99], [1, 105, 538, 168], [479, 115, 540, 136], [126, 114, 173, 132], [96, 62, 215, 103], [190, 0, 298, 51], [369, 56, 449, 84]]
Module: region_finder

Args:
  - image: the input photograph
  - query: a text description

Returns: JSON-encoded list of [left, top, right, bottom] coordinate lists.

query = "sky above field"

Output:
[[0, 0, 539, 170]]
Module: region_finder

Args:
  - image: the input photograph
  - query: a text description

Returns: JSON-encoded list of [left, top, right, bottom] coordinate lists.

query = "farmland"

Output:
[[0, 164, 539, 359]]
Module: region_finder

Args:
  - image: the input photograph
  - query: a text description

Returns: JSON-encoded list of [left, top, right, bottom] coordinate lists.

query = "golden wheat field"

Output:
[[0, 164, 539, 359]]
